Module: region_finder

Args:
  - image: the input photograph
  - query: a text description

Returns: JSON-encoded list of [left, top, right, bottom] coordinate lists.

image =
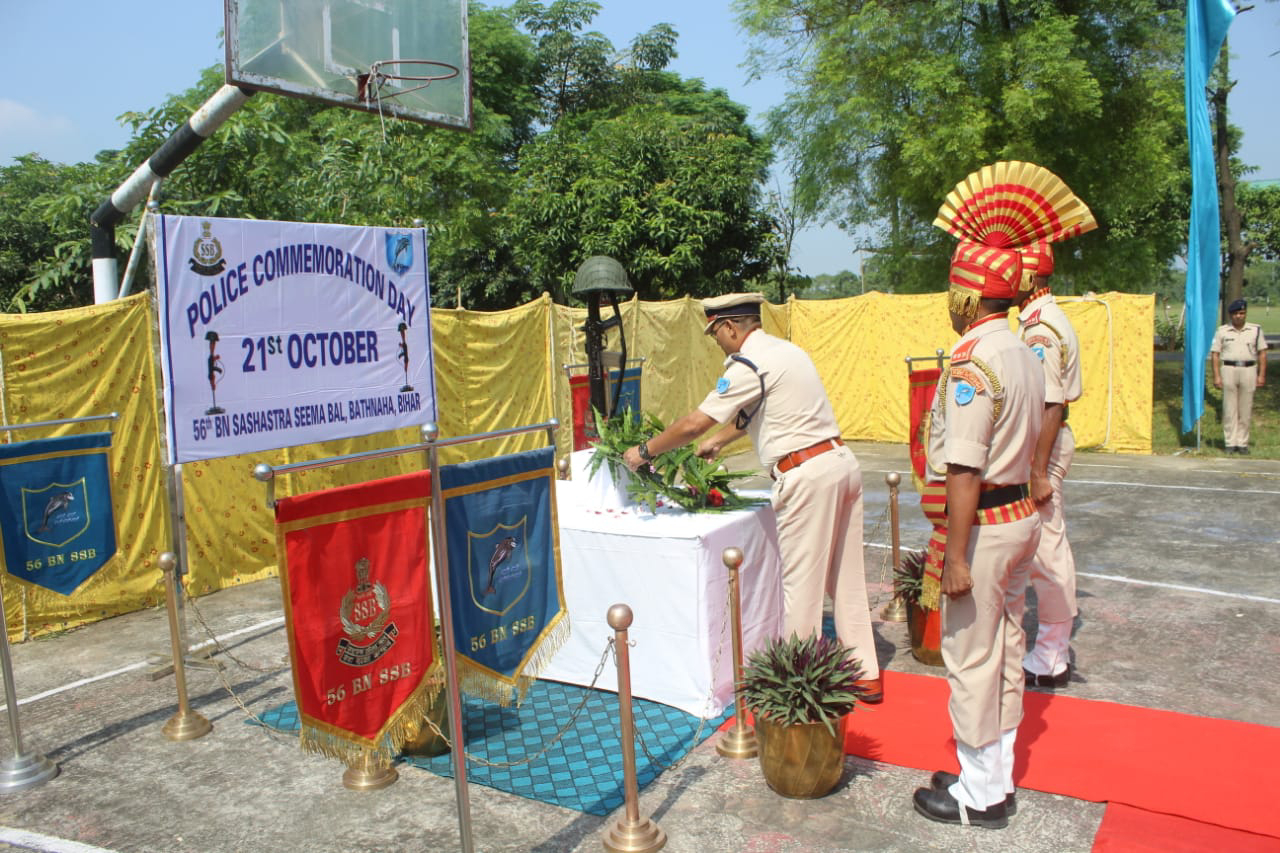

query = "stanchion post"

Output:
[[879, 472, 908, 622], [159, 552, 211, 741], [602, 604, 666, 853], [714, 547, 757, 759], [0, 576, 58, 791]]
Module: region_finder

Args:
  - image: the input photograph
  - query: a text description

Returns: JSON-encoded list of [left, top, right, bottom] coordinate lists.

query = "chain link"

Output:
[[417, 636, 616, 768]]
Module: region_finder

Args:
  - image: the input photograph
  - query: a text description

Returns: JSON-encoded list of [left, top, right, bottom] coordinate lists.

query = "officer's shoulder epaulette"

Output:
[[951, 338, 979, 365], [1022, 308, 1043, 327]]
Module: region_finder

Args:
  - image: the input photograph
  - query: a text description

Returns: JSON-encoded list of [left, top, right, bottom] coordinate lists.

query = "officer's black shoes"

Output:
[[1024, 665, 1070, 689], [929, 771, 1017, 815], [913, 784, 1009, 829]]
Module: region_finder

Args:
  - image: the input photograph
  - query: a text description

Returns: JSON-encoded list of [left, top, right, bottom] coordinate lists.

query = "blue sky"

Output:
[[2, 1, 1278, 277]]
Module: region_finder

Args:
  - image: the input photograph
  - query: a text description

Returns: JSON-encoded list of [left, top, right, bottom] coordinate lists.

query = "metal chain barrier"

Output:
[[418, 637, 616, 769], [177, 585, 294, 742], [865, 500, 898, 611]]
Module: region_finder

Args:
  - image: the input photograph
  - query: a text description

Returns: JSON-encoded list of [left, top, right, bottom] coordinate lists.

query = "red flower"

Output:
[[708, 488, 724, 507]]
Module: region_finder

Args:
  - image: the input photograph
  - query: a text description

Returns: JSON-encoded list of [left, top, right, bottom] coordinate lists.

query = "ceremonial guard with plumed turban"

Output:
[[913, 162, 1094, 829]]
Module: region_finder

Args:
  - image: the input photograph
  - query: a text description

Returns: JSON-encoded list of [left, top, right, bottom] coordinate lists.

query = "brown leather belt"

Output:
[[1222, 360, 1256, 367], [773, 438, 843, 479]]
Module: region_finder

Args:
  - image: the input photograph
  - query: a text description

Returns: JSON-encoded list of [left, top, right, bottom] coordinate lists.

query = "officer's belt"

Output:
[[920, 482, 1036, 525], [975, 483, 1035, 525], [772, 437, 843, 479], [1222, 360, 1256, 367]]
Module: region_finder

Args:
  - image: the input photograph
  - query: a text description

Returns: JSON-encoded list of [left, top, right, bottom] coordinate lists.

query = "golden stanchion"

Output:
[[342, 750, 399, 791], [602, 604, 666, 853], [557, 455, 571, 479], [714, 547, 757, 759], [158, 552, 212, 741], [879, 472, 908, 622]]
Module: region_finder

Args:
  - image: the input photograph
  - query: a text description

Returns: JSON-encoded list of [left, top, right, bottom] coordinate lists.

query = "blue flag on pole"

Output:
[[439, 446, 567, 705], [1182, 0, 1236, 434], [0, 433, 117, 595]]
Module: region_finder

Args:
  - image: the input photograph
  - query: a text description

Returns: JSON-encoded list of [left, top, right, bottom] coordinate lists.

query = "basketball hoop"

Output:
[[356, 59, 461, 105]]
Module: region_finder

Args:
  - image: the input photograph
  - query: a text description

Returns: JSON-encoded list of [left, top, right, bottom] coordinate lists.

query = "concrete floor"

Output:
[[0, 442, 1277, 852]]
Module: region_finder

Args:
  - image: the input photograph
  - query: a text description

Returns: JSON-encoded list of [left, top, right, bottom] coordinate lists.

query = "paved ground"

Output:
[[1, 442, 1277, 852]]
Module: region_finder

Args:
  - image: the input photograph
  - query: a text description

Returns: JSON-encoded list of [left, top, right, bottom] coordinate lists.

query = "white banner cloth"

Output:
[[156, 215, 436, 463], [542, 482, 784, 717]]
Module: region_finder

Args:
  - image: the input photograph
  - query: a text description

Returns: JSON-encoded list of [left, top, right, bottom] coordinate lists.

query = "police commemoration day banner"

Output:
[[156, 215, 437, 464], [439, 447, 568, 705], [0, 434, 117, 596], [275, 471, 442, 762]]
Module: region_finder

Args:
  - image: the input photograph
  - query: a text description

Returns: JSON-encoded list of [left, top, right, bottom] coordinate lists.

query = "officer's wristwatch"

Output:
[[637, 442, 653, 462]]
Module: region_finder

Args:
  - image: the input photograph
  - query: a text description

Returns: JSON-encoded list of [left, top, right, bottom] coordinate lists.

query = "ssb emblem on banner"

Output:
[[386, 232, 414, 275], [337, 557, 399, 667], [468, 521, 530, 616], [23, 481, 89, 548]]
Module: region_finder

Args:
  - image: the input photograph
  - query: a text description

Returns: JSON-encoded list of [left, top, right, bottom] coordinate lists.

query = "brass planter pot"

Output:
[[755, 713, 847, 799]]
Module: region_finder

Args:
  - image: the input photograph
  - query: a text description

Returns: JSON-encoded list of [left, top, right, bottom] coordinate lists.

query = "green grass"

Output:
[[1157, 301, 1280, 336], [1152, 355, 1278, 457]]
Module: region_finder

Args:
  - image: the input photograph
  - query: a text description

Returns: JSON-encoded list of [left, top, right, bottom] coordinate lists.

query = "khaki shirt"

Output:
[[1019, 292, 1082, 406], [697, 329, 840, 471], [1211, 322, 1268, 363], [926, 314, 1045, 485]]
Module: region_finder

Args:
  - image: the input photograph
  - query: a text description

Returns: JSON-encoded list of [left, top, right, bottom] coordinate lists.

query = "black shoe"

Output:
[[912, 785, 1008, 829], [929, 771, 1017, 815], [1023, 665, 1070, 688], [1240, 446, 1250, 456]]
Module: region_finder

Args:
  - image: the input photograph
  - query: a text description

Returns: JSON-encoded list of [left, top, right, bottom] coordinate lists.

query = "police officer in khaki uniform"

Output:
[[1017, 243, 1082, 689], [1211, 298, 1268, 454], [915, 161, 1095, 830], [621, 293, 881, 701]]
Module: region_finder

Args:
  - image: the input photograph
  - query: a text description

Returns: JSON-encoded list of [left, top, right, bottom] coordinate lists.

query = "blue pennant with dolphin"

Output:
[[439, 446, 567, 704], [0, 433, 117, 595]]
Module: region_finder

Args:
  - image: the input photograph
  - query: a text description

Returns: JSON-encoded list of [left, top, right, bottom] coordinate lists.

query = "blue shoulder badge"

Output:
[[953, 380, 976, 406], [716, 377, 731, 394], [1031, 344, 1046, 361]]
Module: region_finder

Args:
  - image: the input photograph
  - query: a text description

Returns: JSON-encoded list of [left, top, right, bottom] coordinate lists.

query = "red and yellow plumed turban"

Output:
[[933, 161, 1097, 318]]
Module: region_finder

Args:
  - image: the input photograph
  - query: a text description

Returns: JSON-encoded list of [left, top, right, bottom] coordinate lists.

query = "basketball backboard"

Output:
[[225, 0, 471, 131]]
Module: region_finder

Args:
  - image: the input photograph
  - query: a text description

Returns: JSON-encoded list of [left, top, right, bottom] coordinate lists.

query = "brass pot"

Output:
[[755, 712, 847, 799], [907, 602, 944, 667], [400, 694, 450, 758]]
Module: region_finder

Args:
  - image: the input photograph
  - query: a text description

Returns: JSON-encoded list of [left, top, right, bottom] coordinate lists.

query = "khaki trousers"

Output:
[[1029, 424, 1077, 624], [771, 445, 878, 678], [1222, 363, 1258, 448], [941, 513, 1040, 748]]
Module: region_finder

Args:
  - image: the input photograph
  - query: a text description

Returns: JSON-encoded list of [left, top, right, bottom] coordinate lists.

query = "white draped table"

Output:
[[541, 481, 785, 717]]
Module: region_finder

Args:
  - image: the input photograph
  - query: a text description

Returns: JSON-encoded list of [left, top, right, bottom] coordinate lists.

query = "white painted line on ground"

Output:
[[864, 542, 1279, 604], [0, 827, 118, 853], [0, 616, 285, 713], [1077, 571, 1280, 605], [1069, 477, 1280, 495]]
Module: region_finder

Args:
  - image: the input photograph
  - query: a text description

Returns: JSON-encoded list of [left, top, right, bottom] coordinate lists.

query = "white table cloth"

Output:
[[541, 480, 784, 717]]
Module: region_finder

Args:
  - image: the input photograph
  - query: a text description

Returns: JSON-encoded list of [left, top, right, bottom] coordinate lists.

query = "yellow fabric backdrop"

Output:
[[1, 289, 1151, 640]]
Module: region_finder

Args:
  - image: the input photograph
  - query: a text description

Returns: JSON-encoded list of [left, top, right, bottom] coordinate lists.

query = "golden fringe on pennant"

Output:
[[298, 659, 446, 766], [948, 286, 981, 322], [455, 616, 571, 707]]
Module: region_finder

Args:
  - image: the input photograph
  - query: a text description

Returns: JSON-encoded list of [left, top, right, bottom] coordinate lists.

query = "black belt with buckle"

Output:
[[977, 484, 1030, 510], [1222, 360, 1257, 367]]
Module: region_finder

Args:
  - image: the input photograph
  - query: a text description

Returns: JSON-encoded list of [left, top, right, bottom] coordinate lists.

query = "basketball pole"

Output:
[[89, 84, 255, 304]]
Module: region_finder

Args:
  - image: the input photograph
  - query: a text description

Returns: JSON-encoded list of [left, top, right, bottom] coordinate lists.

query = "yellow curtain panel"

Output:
[[0, 290, 1151, 640]]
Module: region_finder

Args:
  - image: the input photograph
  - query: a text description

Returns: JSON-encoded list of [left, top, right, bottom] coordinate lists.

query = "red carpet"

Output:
[[838, 670, 1280, 843]]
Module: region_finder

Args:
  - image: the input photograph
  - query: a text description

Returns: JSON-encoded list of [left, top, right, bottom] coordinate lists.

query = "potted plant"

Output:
[[738, 632, 865, 798], [895, 549, 943, 667]]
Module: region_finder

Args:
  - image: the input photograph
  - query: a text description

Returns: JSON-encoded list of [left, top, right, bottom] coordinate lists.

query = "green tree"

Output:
[[1240, 182, 1280, 262], [737, 0, 1188, 294]]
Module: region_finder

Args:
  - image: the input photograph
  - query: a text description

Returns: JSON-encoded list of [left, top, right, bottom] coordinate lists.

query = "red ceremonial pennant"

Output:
[[275, 470, 441, 761]]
